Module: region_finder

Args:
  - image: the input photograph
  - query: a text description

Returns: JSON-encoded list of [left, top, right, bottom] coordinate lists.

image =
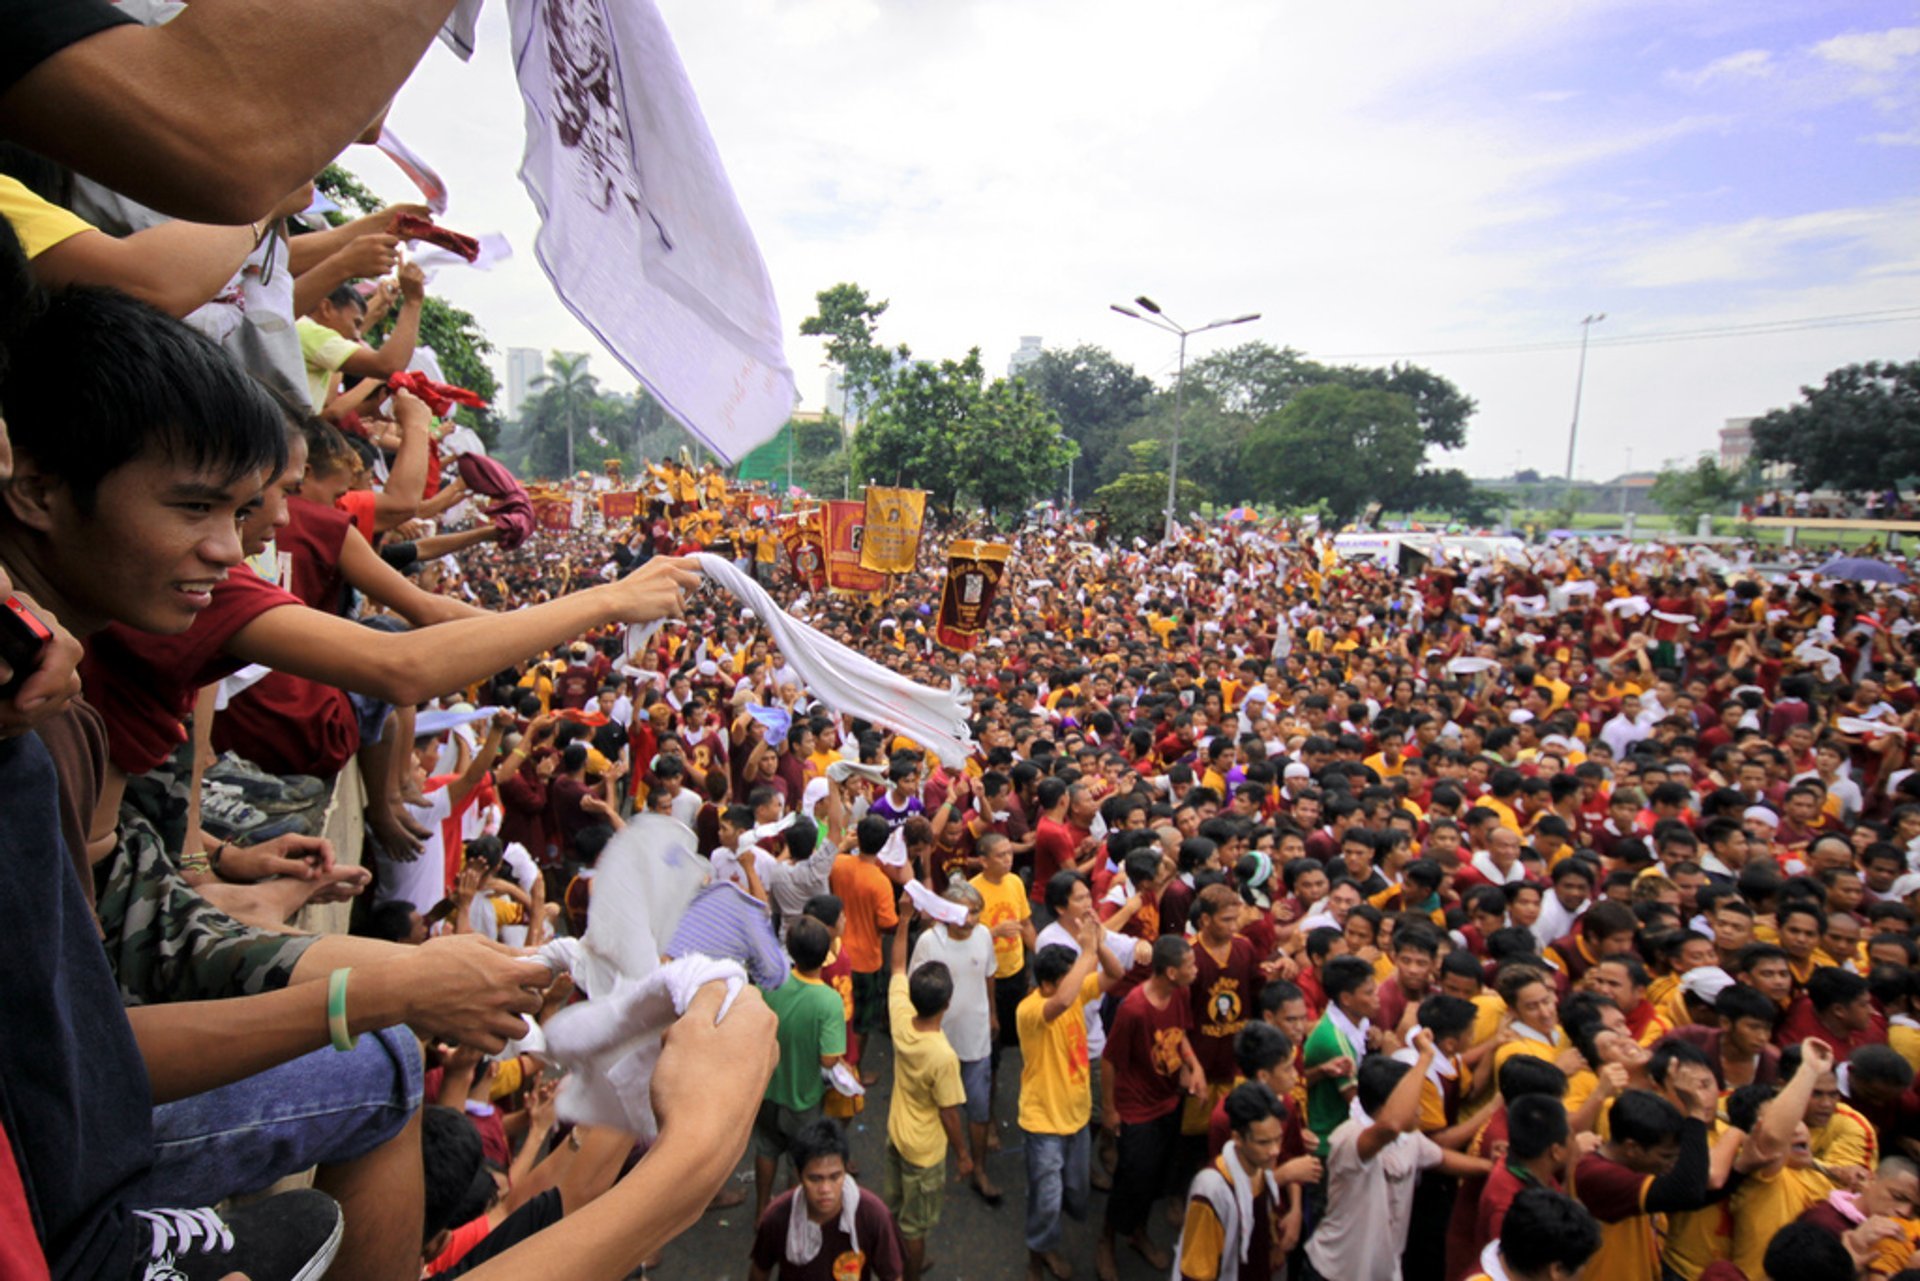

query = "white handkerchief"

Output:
[[905, 879, 970, 926]]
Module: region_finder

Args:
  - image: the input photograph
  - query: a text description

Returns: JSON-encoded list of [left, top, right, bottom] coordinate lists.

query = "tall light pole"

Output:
[[1111, 297, 1261, 543], [1562, 312, 1605, 513]]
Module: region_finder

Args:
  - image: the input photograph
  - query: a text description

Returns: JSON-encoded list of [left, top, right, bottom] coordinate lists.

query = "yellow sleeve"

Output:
[[1177, 1198, 1226, 1281], [1822, 1115, 1871, 1171], [1417, 1078, 1448, 1133], [0, 175, 95, 258]]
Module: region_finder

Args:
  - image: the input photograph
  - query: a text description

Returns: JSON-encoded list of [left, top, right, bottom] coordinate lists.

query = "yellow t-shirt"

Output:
[[1809, 1102, 1877, 1172], [886, 974, 966, 1167], [1362, 752, 1405, 779], [0, 175, 93, 259], [1890, 1022, 1920, 1077], [1468, 993, 1507, 1047], [296, 315, 361, 412], [971, 871, 1032, 980], [1729, 1165, 1830, 1280], [1016, 972, 1101, 1136], [1663, 1120, 1732, 1281]]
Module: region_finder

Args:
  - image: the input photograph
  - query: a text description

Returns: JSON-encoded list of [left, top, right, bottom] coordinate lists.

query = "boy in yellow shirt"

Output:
[[885, 904, 969, 1281]]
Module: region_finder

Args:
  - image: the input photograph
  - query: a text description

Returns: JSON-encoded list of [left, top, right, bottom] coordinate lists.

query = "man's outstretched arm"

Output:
[[0, 0, 462, 224]]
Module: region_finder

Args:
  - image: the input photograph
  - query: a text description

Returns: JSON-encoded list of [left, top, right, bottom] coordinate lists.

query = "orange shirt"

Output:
[[828, 854, 899, 974]]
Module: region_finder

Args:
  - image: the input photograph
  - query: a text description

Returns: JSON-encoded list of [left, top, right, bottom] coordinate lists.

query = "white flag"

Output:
[[508, 0, 796, 464]]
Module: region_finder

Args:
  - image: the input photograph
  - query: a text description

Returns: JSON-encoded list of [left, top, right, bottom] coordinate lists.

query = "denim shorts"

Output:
[[141, 1026, 423, 1208]]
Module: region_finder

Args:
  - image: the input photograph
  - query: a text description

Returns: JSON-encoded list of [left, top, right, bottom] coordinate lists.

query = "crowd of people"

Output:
[[6, 8, 1920, 1281]]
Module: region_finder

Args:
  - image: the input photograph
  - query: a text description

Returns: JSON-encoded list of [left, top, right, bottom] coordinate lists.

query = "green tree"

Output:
[[1240, 384, 1423, 525], [800, 283, 908, 422], [1186, 341, 1475, 452], [1382, 467, 1502, 525], [1019, 345, 1153, 498], [1749, 360, 1920, 491], [1648, 455, 1744, 527], [851, 350, 1073, 517], [1090, 472, 1204, 544], [526, 352, 599, 477]]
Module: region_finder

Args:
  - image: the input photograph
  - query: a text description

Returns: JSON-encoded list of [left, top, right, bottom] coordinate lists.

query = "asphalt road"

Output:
[[652, 1034, 1179, 1281]]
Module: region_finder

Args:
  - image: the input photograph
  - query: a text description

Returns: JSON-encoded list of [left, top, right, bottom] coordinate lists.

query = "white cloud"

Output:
[[1813, 25, 1920, 74], [1667, 48, 1773, 88], [361, 0, 1918, 485]]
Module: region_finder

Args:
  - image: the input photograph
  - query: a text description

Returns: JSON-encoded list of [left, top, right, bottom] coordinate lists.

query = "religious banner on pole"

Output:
[[533, 496, 576, 532], [598, 490, 640, 524], [823, 499, 889, 595], [777, 511, 827, 592], [935, 540, 1013, 651], [859, 486, 927, 574]]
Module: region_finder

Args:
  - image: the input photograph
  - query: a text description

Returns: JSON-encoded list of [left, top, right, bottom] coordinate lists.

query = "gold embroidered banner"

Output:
[[859, 486, 927, 574], [935, 540, 1012, 651]]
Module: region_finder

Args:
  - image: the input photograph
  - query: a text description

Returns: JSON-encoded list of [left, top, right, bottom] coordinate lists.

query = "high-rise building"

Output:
[[1008, 335, 1043, 380], [824, 368, 846, 419], [503, 346, 546, 421]]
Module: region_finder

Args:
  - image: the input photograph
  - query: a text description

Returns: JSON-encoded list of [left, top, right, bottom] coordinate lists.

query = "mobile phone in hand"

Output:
[[0, 595, 53, 698]]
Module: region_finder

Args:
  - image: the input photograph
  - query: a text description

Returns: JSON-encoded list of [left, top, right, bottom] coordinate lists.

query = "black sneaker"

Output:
[[131, 1189, 343, 1281]]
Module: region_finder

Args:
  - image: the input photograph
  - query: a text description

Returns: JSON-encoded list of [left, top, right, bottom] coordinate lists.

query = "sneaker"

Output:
[[205, 753, 328, 813], [131, 1189, 342, 1281], [199, 781, 267, 839]]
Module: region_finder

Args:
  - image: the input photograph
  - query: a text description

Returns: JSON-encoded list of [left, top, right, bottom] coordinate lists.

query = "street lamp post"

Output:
[[1110, 297, 1260, 543], [1562, 312, 1605, 513]]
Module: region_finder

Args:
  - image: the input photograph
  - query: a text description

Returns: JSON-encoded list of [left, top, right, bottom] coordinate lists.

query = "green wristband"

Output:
[[327, 967, 354, 1052]]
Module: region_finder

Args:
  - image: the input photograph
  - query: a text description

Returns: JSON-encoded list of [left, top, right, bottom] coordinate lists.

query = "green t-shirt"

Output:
[[1302, 1012, 1362, 1156], [763, 973, 847, 1112]]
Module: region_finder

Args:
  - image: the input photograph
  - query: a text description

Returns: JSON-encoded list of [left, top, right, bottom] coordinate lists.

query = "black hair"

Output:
[[1223, 1080, 1287, 1135], [1151, 934, 1192, 979], [856, 814, 892, 856], [1258, 980, 1305, 1017], [787, 914, 833, 971], [802, 893, 844, 928], [788, 1117, 851, 1173], [1355, 1053, 1411, 1115], [1725, 1081, 1778, 1134], [1761, 1222, 1856, 1281], [1417, 993, 1476, 1042], [1234, 1021, 1294, 1078], [1609, 1088, 1684, 1148], [0, 285, 287, 510], [1498, 1187, 1602, 1276], [1323, 955, 1375, 1005], [1044, 869, 1086, 914], [421, 1104, 484, 1243], [1714, 984, 1779, 1028], [1506, 1095, 1571, 1160], [1034, 943, 1078, 988], [1807, 966, 1868, 1013], [909, 959, 953, 1018], [364, 899, 421, 943], [1497, 1054, 1569, 1103]]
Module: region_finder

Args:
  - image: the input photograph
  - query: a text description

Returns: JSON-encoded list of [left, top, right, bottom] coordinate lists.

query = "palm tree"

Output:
[[530, 352, 599, 475]]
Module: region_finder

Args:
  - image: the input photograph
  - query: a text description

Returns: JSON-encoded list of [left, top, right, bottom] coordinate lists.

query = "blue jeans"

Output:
[[1023, 1125, 1090, 1253], [140, 1027, 423, 1208]]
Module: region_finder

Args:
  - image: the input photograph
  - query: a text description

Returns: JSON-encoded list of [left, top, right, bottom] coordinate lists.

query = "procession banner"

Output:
[[598, 490, 640, 524], [778, 512, 828, 592], [859, 486, 927, 574], [533, 496, 576, 532], [747, 496, 778, 522], [823, 500, 888, 594], [935, 540, 1013, 651]]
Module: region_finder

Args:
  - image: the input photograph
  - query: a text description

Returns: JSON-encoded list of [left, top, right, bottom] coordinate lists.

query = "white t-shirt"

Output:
[[911, 924, 996, 1062], [1035, 920, 1132, 1059], [667, 786, 703, 829], [378, 787, 455, 916], [1305, 1117, 1444, 1281]]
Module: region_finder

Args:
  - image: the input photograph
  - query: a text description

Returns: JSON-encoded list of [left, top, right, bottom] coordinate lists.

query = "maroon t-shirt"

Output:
[[1031, 817, 1076, 903], [748, 1187, 903, 1281], [1106, 984, 1195, 1124], [280, 495, 354, 614], [1190, 935, 1262, 1084], [81, 567, 301, 775]]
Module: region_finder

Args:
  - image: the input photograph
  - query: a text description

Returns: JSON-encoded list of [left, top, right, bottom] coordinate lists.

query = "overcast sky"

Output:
[[368, 0, 1920, 480]]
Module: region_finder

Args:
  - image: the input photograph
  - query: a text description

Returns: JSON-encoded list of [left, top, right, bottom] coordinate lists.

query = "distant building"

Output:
[[503, 347, 545, 421], [1719, 417, 1756, 472], [824, 368, 846, 419], [1008, 335, 1043, 380]]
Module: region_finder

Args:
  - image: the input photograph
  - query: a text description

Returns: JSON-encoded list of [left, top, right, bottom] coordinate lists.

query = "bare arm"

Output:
[[32, 221, 259, 318], [373, 392, 432, 531], [417, 476, 469, 521], [409, 525, 499, 561], [1357, 1035, 1434, 1161], [458, 984, 777, 1281], [0, 0, 463, 223], [337, 525, 483, 625]]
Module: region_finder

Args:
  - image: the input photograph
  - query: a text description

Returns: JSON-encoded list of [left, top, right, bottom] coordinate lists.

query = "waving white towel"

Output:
[[632, 555, 975, 765], [787, 1173, 861, 1266]]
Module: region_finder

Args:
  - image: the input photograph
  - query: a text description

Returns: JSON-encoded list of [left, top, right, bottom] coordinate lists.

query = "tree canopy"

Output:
[[850, 349, 1074, 518], [1019, 344, 1154, 493], [1649, 455, 1744, 527], [800, 283, 907, 422], [1749, 360, 1920, 492], [1239, 383, 1424, 524]]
